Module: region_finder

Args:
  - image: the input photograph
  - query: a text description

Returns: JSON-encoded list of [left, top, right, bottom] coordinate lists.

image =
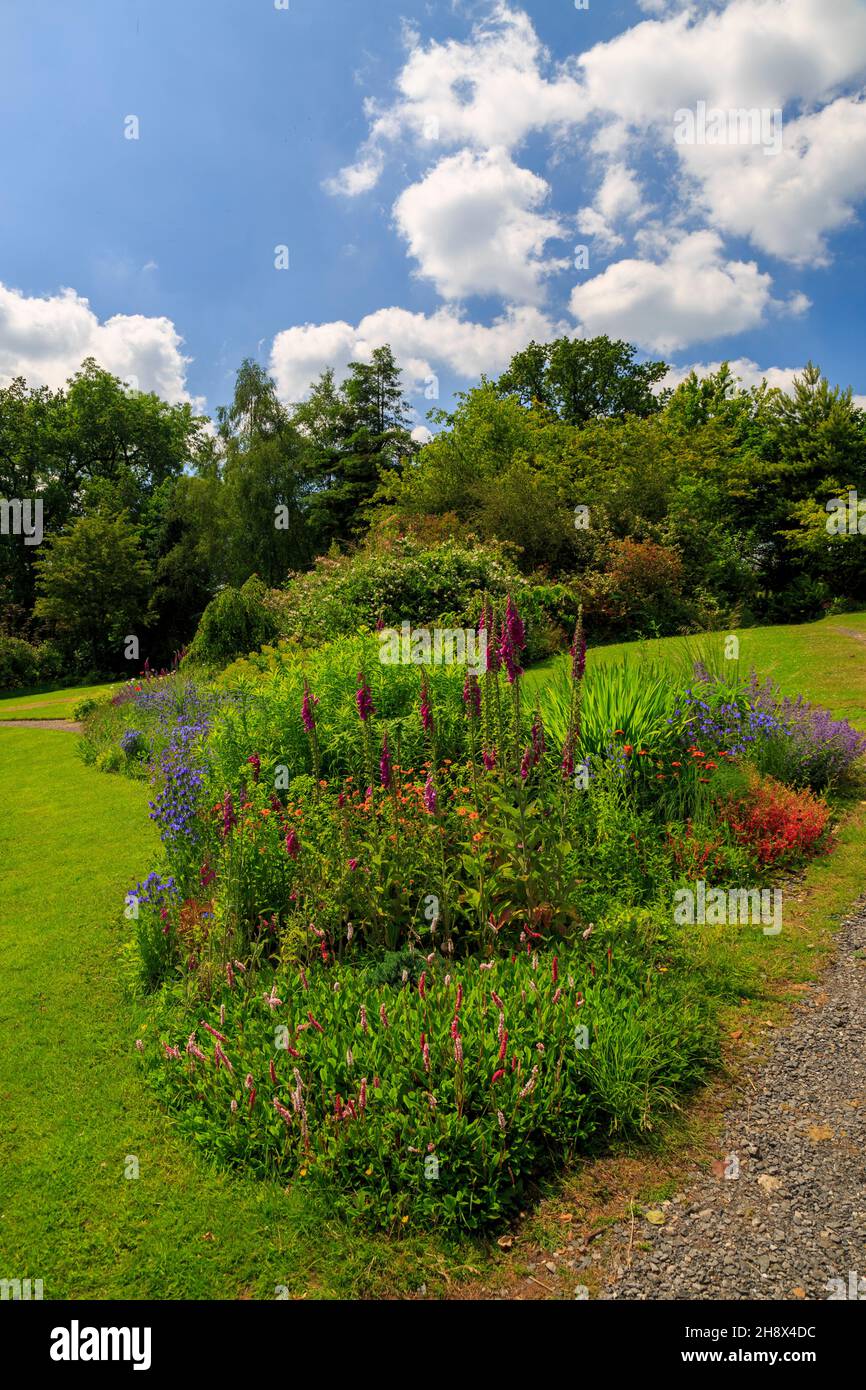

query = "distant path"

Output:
[[0, 718, 81, 730], [603, 900, 866, 1300]]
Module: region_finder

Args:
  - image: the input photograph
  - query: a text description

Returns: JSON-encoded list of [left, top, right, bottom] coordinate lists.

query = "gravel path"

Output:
[[603, 900, 866, 1300], [0, 718, 81, 731]]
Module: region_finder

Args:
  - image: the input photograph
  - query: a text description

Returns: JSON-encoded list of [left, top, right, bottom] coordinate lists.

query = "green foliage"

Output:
[[267, 536, 565, 660], [0, 634, 64, 690], [185, 576, 279, 671], [496, 335, 669, 425], [141, 939, 718, 1232], [33, 511, 152, 671]]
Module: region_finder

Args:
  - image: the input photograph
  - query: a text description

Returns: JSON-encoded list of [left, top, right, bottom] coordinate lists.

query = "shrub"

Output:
[[719, 773, 832, 869], [185, 576, 279, 671], [267, 538, 566, 662]]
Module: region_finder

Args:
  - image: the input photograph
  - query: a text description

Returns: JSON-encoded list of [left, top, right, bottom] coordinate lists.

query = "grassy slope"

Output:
[[0, 728, 467, 1298], [525, 611, 866, 725], [0, 682, 117, 720], [1, 612, 865, 1299]]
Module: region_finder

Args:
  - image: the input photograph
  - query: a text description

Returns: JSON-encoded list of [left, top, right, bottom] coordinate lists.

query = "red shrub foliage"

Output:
[[719, 774, 832, 869]]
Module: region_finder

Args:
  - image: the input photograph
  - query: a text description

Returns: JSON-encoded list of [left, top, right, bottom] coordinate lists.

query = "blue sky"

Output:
[[1, 0, 864, 428]]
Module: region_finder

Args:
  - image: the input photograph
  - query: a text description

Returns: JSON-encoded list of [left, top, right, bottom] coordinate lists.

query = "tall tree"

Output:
[[218, 359, 314, 585], [295, 346, 416, 546], [496, 335, 669, 425]]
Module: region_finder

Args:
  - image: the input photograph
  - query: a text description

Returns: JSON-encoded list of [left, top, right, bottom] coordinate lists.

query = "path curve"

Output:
[[600, 899, 866, 1300]]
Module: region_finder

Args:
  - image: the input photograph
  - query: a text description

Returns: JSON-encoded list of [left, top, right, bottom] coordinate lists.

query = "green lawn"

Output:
[[0, 727, 472, 1298], [2, 614, 865, 1300], [0, 681, 117, 720], [525, 611, 866, 726]]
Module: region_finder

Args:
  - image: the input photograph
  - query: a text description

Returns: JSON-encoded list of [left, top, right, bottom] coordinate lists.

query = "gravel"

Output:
[[605, 900, 866, 1301]]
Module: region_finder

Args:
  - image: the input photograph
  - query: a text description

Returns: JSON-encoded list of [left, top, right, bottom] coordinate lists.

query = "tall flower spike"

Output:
[[301, 680, 316, 733], [379, 730, 392, 789], [355, 671, 375, 722], [420, 671, 434, 733], [462, 671, 481, 718], [571, 608, 587, 682]]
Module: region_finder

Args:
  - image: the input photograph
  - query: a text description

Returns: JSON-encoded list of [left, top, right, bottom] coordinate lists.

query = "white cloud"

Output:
[[325, 3, 588, 196], [577, 0, 866, 263], [0, 282, 197, 405], [680, 95, 866, 264], [269, 303, 569, 402], [569, 230, 775, 353], [665, 355, 866, 406], [577, 164, 649, 253], [579, 0, 866, 125], [393, 148, 569, 303]]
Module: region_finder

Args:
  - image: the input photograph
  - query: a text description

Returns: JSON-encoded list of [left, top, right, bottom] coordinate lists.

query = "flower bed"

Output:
[[98, 600, 861, 1231]]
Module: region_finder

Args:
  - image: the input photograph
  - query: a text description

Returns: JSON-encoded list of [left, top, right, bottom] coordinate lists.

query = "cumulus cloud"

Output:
[[269, 303, 570, 403], [680, 95, 866, 264], [393, 148, 569, 303], [325, 3, 587, 196], [298, 3, 866, 402], [569, 230, 775, 353], [577, 0, 866, 263], [0, 282, 197, 405], [666, 356, 866, 406], [577, 164, 649, 253]]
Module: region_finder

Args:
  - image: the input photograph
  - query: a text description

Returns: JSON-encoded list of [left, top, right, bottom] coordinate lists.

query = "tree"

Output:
[[34, 512, 151, 671], [496, 336, 669, 425], [295, 346, 417, 546], [217, 359, 315, 585]]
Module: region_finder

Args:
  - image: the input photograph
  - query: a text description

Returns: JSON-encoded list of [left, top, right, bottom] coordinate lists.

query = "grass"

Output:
[[525, 610, 866, 726], [2, 609, 865, 1299], [0, 726, 482, 1298], [0, 681, 117, 720]]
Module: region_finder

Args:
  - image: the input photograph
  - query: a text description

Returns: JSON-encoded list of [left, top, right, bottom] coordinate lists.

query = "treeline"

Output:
[[1, 335, 864, 683], [0, 346, 416, 676]]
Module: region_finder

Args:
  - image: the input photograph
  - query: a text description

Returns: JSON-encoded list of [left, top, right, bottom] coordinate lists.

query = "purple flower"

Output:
[[530, 710, 545, 764], [285, 828, 300, 859], [570, 612, 586, 681], [420, 673, 434, 733], [519, 746, 532, 781], [482, 746, 497, 771], [462, 672, 481, 718], [301, 681, 317, 734], [379, 731, 392, 789], [423, 773, 437, 814], [355, 672, 375, 723], [478, 598, 500, 674], [498, 597, 525, 683], [561, 734, 575, 778], [222, 791, 236, 839], [246, 753, 261, 782], [505, 595, 526, 652]]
